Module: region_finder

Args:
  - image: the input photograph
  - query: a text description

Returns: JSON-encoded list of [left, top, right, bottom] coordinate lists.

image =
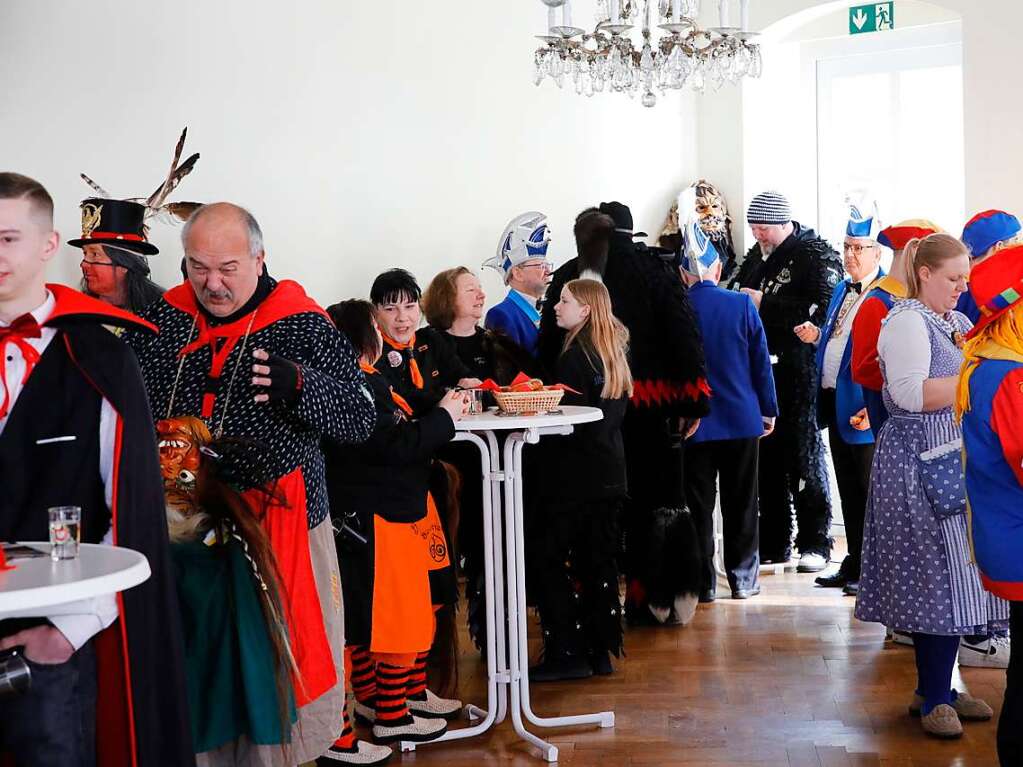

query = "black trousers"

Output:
[[758, 355, 832, 558], [683, 437, 760, 594], [527, 499, 623, 657], [999, 601, 1023, 764], [0, 640, 96, 767], [819, 389, 875, 580]]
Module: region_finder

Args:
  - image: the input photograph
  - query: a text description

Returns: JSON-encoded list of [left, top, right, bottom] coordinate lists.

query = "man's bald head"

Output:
[[182, 202, 266, 317], [182, 202, 263, 259]]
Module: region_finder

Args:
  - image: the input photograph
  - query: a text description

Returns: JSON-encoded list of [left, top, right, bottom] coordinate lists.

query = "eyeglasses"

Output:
[[520, 260, 553, 271], [80, 258, 117, 268], [843, 243, 878, 256]]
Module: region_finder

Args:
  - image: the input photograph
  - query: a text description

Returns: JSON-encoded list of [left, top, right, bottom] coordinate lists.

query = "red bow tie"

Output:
[[0, 313, 44, 420], [0, 313, 42, 343]]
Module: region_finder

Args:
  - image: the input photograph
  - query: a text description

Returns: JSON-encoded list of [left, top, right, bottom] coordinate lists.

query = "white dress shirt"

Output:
[[821, 267, 880, 390], [0, 291, 119, 649]]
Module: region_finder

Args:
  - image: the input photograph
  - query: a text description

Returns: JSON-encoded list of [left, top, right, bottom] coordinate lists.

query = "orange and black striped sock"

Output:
[[407, 650, 429, 701], [332, 703, 357, 750], [375, 663, 413, 726], [351, 646, 376, 705]]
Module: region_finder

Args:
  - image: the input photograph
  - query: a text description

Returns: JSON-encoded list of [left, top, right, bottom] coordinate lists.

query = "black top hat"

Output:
[[67, 198, 159, 256]]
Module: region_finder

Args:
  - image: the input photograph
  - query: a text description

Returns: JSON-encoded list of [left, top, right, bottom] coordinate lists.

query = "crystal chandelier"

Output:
[[533, 0, 762, 107]]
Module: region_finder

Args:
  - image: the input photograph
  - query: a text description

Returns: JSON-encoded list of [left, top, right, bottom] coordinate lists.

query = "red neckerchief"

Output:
[[380, 331, 424, 389], [164, 280, 328, 418], [360, 360, 413, 416], [0, 314, 42, 419]]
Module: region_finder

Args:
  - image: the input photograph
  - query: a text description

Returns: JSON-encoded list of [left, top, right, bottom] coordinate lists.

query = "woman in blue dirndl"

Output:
[[855, 233, 1009, 739]]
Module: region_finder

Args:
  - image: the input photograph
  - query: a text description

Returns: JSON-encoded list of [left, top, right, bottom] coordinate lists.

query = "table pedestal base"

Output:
[[400, 426, 614, 761]]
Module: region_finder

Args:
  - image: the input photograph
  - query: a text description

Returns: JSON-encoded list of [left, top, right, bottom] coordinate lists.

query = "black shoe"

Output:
[[760, 549, 792, 565], [529, 654, 593, 682], [815, 571, 850, 588], [732, 584, 761, 599], [842, 581, 860, 596], [590, 650, 614, 676], [699, 590, 716, 604]]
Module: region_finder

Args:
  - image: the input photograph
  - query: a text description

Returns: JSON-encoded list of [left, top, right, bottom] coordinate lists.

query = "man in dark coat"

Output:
[[539, 202, 710, 625], [127, 202, 376, 763], [728, 190, 842, 571], [0, 172, 194, 767]]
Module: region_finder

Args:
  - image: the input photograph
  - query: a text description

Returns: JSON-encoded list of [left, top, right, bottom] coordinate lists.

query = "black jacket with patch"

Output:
[[726, 222, 842, 357]]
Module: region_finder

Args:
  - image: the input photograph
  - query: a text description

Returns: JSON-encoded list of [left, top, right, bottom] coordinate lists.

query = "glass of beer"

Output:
[[48, 506, 81, 561]]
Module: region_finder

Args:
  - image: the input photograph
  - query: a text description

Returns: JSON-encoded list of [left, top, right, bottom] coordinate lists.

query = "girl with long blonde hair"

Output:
[[529, 279, 633, 682], [559, 278, 633, 399]]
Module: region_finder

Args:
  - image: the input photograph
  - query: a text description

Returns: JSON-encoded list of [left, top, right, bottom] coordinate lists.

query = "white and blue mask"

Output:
[[680, 220, 720, 280]]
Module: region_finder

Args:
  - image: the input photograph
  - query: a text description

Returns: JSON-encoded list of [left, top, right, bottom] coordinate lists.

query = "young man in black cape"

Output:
[[0, 173, 194, 766]]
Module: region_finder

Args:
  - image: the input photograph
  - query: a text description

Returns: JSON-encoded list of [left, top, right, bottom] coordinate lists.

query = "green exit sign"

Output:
[[849, 2, 895, 34]]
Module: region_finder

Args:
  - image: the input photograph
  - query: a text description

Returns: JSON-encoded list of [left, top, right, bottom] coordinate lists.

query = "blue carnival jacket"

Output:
[[485, 290, 540, 356], [686, 280, 777, 443], [814, 272, 884, 445], [962, 358, 1023, 601]]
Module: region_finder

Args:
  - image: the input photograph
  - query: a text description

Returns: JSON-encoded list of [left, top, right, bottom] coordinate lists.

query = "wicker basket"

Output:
[[492, 388, 564, 415]]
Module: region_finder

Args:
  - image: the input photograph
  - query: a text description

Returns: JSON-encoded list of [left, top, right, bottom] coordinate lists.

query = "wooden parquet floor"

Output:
[[387, 560, 1007, 767]]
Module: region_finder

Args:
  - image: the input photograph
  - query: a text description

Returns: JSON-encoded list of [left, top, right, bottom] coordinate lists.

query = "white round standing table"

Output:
[[400, 405, 614, 762], [0, 543, 151, 619]]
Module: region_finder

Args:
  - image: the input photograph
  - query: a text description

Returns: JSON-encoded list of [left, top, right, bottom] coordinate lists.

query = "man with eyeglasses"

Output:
[[483, 212, 553, 356], [794, 200, 883, 595], [68, 198, 164, 316]]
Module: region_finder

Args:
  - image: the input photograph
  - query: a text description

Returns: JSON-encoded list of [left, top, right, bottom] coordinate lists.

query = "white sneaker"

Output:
[[372, 714, 447, 744], [958, 635, 1010, 669], [318, 740, 394, 765], [407, 688, 462, 720], [797, 552, 828, 573]]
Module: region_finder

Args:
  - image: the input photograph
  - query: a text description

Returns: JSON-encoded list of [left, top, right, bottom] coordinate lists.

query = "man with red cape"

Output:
[[127, 202, 376, 763], [0, 174, 194, 766]]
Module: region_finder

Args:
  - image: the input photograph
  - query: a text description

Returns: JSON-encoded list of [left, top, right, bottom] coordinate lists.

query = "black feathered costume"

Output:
[[538, 203, 709, 626], [727, 223, 842, 559], [0, 285, 194, 767]]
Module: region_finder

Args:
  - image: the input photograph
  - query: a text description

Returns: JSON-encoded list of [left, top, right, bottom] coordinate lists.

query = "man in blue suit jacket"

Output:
[[680, 222, 777, 600], [482, 212, 553, 356], [794, 202, 882, 595]]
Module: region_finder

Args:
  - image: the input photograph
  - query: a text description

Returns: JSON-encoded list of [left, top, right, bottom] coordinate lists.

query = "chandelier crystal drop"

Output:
[[533, 0, 762, 107]]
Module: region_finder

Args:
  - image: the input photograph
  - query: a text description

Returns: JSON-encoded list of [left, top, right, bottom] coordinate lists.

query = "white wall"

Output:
[[0, 1, 699, 307], [700, 0, 1023, 253]]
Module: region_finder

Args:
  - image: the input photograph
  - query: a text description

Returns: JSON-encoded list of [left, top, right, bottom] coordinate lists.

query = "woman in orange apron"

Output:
[[323, 300, 467, 759]]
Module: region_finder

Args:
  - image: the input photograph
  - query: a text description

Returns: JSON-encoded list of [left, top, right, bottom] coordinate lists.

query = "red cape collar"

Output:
[[163, 279, 328, 337], [44, 284, 158, 334]]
